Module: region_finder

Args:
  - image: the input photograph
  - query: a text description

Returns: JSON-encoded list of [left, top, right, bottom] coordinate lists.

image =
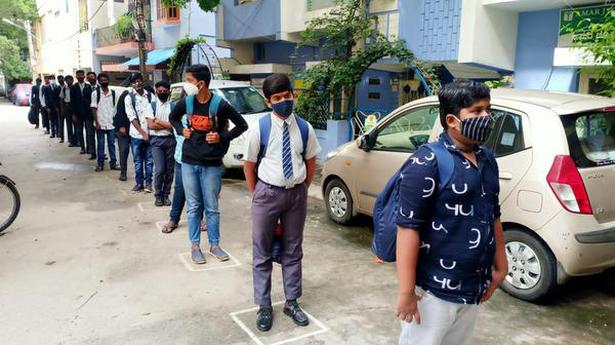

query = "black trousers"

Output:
[[75, 118, 85, 151], [85, 118, 96, 157], [117, 129, 131, 175], [32, 104, 41, 127], [60, 103, 74, 143], [41, 107, 49, 130], [150, 136, 176, 198], [48, 106, 59, 137]]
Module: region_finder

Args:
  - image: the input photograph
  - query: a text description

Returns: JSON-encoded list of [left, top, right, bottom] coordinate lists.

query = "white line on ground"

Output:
[[177, 251, 241, 272], [229, 301, 329, 345]]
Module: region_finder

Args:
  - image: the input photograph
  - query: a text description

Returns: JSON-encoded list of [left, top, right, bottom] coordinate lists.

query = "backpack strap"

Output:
[[129, 92, 140, 123], [209, 93, 222, 130], [258, 114, 272, 162], [294, 115, 310, 158], [111, 90, 116, 106], [425, 141, 455, 193], [151, 101, 157, 115], [186, 94, 194, 116], [96, 89, 100, 105]]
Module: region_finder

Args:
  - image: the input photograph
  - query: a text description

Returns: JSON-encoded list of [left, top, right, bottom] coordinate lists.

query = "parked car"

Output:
[[9, 83, 31, 106], [322, 88, 615, 302], [170, 80, 271, 169]]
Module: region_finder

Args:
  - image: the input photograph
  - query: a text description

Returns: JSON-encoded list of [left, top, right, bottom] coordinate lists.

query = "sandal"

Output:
[[162, 221, 178, 234]]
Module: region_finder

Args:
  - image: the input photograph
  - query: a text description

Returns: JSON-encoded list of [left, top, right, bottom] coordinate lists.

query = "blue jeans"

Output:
[[182, 163, 222, 246], [169, 162, 204, 223], [96, 129, 117, 167], [130, 137, 153, 186]]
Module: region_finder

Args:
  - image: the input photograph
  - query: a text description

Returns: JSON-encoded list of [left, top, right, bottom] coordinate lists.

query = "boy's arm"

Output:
[[481, 218, 507, 302], [169, 99, 186, 135], [396, 227, 421, 324], [305, 157, 316, 187], [219, 102, 249, 142], [243, 161, 258, 193]]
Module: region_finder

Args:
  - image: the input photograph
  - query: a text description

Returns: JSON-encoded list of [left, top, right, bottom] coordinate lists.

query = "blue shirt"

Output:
[[396, 132, 500, 304]]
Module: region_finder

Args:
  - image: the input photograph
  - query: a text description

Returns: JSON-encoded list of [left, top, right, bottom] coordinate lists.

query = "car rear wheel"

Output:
[[325, 178, 353, 224], [501, 229, 558, 302]]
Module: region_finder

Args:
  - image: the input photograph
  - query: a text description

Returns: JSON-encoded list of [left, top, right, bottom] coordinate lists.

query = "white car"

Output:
[[170, 81, 270, 169]]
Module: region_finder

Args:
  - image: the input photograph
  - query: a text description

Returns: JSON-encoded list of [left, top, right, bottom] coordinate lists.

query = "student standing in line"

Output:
[[243, 74, 321, 332], [40, 75, 50, 135], [91, 73, 119, 172], [60, 75, 77, 147], [30, 78, 42, 129], [44, 75, 61, 140], [70, 70, 93, 155], [84, 71, 98, 159]]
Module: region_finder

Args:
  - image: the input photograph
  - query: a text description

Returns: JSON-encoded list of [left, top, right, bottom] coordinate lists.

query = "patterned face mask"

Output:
[[454, 115, 494, 144]]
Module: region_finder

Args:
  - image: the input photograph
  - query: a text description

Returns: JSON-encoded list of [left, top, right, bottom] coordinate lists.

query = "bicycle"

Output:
[[0, 161, 20, 233]]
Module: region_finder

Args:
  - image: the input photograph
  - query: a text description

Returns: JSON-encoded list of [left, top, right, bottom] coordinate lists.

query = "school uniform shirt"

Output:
[[146, 100, 173, 137], [395, 132, 500, 305], [90, 89, 116, 130], [40, 85, 46, 107], [60, 85, 71, 103], [169, 95, 248, 167], [125, 90, 153, 140], [245, 113, 321, 189]]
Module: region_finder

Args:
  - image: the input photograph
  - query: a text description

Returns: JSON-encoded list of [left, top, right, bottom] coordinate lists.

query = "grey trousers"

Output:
[[252, 181, 308, 306], [150, 135, 176, 198]]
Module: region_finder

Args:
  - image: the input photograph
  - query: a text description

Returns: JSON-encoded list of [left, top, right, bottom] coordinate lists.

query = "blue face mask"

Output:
[[272, 99, 294, 118]]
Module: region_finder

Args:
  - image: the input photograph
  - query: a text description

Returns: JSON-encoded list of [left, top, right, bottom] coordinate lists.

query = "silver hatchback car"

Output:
[[322, 89, 615, 302]]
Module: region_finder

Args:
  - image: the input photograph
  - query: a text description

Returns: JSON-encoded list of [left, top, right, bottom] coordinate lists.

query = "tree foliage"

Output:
[[567, 5, 615, 97], [167, 36, 206, 82], [162, 0, 220, 12], [114, 13, 134, 37], [0, 35, 31, 81], [0, 0, 37, 22], [294, 0, 438, 125]]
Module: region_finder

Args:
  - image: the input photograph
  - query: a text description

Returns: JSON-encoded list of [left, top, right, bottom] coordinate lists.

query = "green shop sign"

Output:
[[559, 4, 613, 46]]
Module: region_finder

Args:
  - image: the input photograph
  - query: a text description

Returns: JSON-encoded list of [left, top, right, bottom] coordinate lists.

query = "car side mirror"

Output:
[[359, 133, 374, 151]]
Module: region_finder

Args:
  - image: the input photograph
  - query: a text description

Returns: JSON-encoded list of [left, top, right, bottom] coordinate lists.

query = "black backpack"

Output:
[[113, 90, 131, 129]]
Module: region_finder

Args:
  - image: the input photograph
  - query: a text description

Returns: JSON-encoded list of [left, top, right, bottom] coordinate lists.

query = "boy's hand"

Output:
[[481, 269, 507, 303], [206, 131, 220, 144], [396, 291, 421, 324], [142, 131, 149, 142], [183, 128, 192, 139]]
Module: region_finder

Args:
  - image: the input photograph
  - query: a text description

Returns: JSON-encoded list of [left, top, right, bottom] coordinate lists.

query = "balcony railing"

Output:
[[95, 24, 152, 48]]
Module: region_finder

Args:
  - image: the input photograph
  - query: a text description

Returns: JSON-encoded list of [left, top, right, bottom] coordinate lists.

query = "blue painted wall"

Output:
[[514, 9, 578, 92], [357, 69, 399, 111], [221, 0, 281, 41], [399, 0, 461, 61]]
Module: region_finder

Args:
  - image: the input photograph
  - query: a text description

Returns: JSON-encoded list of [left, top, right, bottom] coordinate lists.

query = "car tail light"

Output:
[[547, 155, 592, 214]]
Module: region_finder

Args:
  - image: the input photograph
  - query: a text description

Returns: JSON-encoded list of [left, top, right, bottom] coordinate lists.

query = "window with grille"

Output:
[[157, 0, 180, 23]]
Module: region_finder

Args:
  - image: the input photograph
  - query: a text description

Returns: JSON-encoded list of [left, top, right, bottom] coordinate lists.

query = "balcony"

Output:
[[94, 25, 154, 57]]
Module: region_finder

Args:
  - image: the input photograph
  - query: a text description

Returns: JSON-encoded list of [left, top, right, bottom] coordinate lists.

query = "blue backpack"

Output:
[[151, 100, 177, 115], [371, 141, 456, 263], [257, 114, 310, 160]]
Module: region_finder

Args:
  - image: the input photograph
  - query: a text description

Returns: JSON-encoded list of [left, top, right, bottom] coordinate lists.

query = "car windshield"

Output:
[[561, 110, 615, 167], [214, 87, 270, 114]]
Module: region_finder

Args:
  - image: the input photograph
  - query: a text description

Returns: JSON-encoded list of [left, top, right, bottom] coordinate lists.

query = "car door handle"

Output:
[[499, 172, 513, 180]]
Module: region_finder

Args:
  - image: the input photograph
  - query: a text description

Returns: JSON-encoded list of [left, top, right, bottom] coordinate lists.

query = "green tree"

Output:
[[567, 5, 615, 97], [294, 0, 438, 126], [0, 0, 37, 22], [162, 0, 220, 12], [0, 35, 31, 81]]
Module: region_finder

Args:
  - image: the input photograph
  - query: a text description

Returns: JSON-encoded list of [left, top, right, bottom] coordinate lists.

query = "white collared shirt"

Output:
[[245, 113, 321, 188], [145, 100, 173, 136], [125, 89, 153, 139], [90, 88, 116, 130], [40, 85, 46, 107], [60, 85, 71, 102]]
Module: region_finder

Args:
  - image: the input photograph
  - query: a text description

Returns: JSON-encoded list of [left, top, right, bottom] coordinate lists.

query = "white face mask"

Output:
[[183, 82, 198, 96]]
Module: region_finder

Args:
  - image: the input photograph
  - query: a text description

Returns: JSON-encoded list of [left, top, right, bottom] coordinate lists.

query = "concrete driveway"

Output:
[[0, 103, 613, 345]]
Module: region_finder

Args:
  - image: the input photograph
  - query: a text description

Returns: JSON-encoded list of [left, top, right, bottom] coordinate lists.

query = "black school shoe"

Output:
[[154, 196, 164, 207], [256, 305, 273, 332], [283, 301, 309, 327]]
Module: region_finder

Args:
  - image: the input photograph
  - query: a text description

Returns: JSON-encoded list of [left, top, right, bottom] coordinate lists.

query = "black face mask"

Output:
[[157, 92, 169, 102], [100, 82, 109, 88]]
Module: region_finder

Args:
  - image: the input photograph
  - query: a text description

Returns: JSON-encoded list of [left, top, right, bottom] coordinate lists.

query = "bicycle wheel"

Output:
[[0, 177, 20, 233]]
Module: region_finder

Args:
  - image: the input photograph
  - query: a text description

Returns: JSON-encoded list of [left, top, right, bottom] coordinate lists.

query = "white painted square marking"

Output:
[[177, 251, 241, 272], [229, 301, 328, 345], [137, 202, 170, 212]]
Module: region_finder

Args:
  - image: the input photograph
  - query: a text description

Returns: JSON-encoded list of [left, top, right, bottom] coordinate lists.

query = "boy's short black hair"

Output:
[[75, 70, 85, 75], [57, 75, 64, 79], [129, 72, 143, 83], [86, 71, 96, 78], [35, 78, 41, 83], [438, 80, 490, 129], [49, 75, 56, 79], [97, 73, 109, 81], [65, 75, 73, 81], [262, 74, 293, 100], [185, 64, 212, 87], [155, 80, 170, 89]]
